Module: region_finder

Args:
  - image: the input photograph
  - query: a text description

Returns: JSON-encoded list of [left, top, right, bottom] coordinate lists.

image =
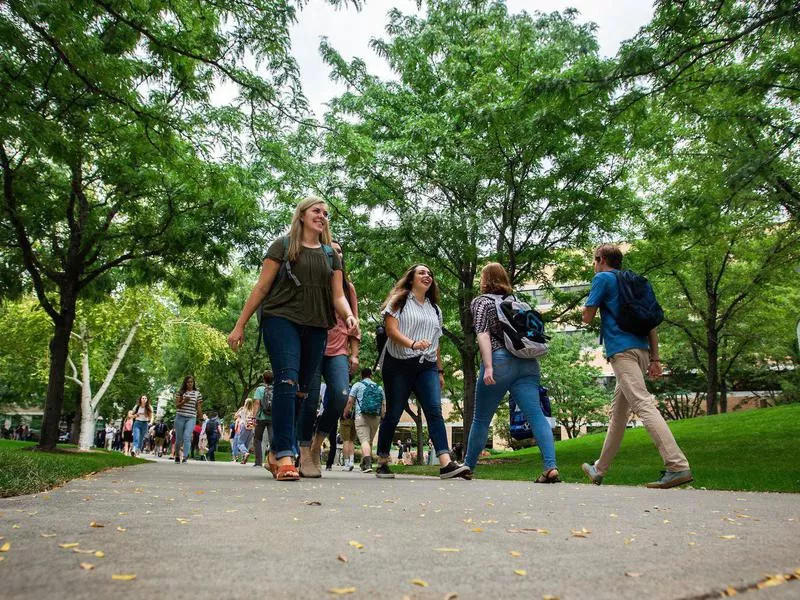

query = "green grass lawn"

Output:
[[395, 404, 800, 493], [0, 441, 147, 498]]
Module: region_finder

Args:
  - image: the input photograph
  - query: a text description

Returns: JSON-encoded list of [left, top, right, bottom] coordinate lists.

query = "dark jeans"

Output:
[[376, 354, 451, 459], [207, 435, 219, 461], [253, 419, 273, 466], [262, 316, 327, 459], [299, 353, 351, 443], [326, 424, 338, 470]]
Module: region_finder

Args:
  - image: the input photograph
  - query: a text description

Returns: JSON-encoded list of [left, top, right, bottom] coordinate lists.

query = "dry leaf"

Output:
[[225, 509, 238, 513], [116, 527, 126, 532], [757, 575, 787, 589], [625, 572, 642, 578], [542, 596, 560, 600], [471, 527, 484, 533], [328, 587, 356, 595], [719, 535, 737, 540], [58, 543, 80, 549], [73, 548, 96, 554], [40, 533, 56, 538], [0, 542, 10, 552], [509, 551, 522, 557], [348, 540, 364, 549], [111, 574, 137, 581], [688, 542, 696, 547], [94, 551, 105, 558], [79, 562, 95, 570], [337, 554, 348, 563], [305, 501, 322, 506], [411, 579, 429, 587], [444, 594, 459, 600], [89, 522, 104, 528], [723, 587, 738, 596], [435, 548, 460, 553], [624, 538, 635, 545], [514, 569, 527, 576], [609, 513, 618, 518], [0, 557, 4, 562]]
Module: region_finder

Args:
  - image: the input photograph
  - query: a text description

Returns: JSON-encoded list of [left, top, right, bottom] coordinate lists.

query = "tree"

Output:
[[1, 1, 359, 449], [0, 296, 51, 407], [541, 333, 610, 439], [321, 1, 630, 441]]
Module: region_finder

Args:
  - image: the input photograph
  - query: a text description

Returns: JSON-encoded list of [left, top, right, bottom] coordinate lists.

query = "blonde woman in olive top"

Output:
[[227, 196, 358, 481]]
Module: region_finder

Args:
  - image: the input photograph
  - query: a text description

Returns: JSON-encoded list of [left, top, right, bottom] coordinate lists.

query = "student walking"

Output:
[[581, 244, 692, 488], [174, 375, 203, 464], [121, 412, 134, 456], [227, 196, 358, 481], [131, 395, 152, 456], [204, 411, 222, 461], [252, 371, 274, 468], [374, 264, 470, 480], [235, 398, 257, 464], [153, 419, 168, 457], [463, 263, 559, 483], [298, 240, 361, 478], [344, 368, 385, 473]]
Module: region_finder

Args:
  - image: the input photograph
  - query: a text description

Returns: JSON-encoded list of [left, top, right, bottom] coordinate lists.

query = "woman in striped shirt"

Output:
[[375, 264, 471, 480], [174, 375, 202, 464]]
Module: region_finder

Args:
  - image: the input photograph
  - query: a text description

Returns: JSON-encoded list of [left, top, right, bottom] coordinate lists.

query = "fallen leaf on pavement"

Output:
[[304, 501, 322, 506], [79, 562, 95, 570], [94, 551, 105, 558], [435, 548, 460, 553], [328, 587, 356, 595], [73, 548, 96, 554], [112, 574, 137, 581], [514, 570, 527, 576], [444, 594, 458, 600], [509, 551, 522, 557], [348, 541, 364, 549], [116, 527, 126, 532], [719, 535, 737, 540], [337, 554, 348, 563], [625, 572, 642, 578], [0, 542, 10, 552], [757, 575, 788, 589], [89, 522, 104, 528], [624, 538, 635, 545], [542, 595, 560, 600], [471, 527, 483, 533], [40, 533, 56, 538], [58, 543, 80, 549], [411, 579, 429, 587]]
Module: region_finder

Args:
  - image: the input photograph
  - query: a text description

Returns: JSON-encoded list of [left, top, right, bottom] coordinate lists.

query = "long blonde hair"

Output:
[[243, 398, 257, 416], [287, 196, 332, 262]]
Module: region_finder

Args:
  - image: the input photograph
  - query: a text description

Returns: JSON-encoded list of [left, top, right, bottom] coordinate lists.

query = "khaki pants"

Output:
[[595, 348, 689, 476], [355, 414, 380, 455]]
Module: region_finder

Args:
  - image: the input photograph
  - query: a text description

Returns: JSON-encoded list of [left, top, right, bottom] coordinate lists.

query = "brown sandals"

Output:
[[535, 468, 561, 484], [276, 464, 300, 481]]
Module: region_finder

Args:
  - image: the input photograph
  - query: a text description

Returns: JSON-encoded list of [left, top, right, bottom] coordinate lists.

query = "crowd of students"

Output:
[[95, 195, 692, 490]]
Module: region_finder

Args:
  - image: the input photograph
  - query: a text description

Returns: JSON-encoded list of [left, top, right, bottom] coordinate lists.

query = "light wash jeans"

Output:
[[132, 420, 148, 453], [464, 349, 556, 471], [173, 415, 195, 460]]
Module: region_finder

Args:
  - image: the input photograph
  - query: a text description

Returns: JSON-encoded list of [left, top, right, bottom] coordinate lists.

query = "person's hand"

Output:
[[647, 360, 663, 379], [414, 339, 432, 351], [345, 315, 359, 336], [227, 324, 245, 352], [483, 367, 496, 385], [349, 354, 360, 375]]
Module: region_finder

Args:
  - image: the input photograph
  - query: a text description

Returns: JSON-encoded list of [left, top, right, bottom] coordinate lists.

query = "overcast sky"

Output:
[[289, 0, 655, 117]]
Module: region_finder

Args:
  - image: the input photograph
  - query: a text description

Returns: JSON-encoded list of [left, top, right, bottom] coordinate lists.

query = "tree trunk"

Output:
[[705, 319, 719, 415], [70, 399, 82, 445], [78, 342, 95, 451], [719, 378, 728, 414], [39, 303, 77, 451]]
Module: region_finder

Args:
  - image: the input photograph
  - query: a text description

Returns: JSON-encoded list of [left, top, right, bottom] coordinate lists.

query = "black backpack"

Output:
[[204, 418, 218, 437], [154, 422, 168, 437], [612, 270, 664, 336]]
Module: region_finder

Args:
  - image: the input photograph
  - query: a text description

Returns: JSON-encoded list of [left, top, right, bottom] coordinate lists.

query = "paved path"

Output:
[[1, 457, 798, 599]]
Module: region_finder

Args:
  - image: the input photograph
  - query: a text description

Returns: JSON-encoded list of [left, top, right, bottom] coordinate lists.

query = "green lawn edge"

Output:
[[0, 441, 148, 498], [395, 404, 800, 493]]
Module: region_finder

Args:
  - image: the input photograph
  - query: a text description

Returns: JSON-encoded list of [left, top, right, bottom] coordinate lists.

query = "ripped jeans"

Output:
[[299, 353, 351, 444], [262, 316, 327, 459]]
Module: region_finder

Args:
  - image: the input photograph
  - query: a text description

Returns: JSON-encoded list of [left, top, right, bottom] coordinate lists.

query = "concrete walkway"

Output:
[[0, 457, 798, 599]]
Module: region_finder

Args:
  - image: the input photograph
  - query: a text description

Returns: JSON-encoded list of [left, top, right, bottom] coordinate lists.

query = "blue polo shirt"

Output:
[[586, 270, 649, 359]]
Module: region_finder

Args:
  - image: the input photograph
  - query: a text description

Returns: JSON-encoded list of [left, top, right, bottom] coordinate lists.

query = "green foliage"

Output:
[[0, 296, 51, 405], [541, 332, 610, 439]]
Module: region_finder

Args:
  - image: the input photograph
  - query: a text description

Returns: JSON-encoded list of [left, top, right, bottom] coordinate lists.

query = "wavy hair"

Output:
[[381, 264, 440, 313], [287, 196, 332, 263], [479, 262, 513, 295]]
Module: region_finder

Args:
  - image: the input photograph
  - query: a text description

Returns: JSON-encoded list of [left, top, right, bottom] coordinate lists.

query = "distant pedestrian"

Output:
[[344, 368, 385, 473], [153, 419, 168, 457], [205, 412, 223, 461], [174, 375, 203, 464], [122, 412, 134, 456], [131, 395, 153, 456], [253, 371, 274, 470], [235, 398, 257, 464], [581, 244, 692, 489]]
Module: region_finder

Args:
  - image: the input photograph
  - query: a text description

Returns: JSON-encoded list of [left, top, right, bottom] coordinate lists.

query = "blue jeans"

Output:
[[464, 349, 556, 471], [262, 316, 328, 459], [300, 353, 351, 442], [173, 415, 195, 459], [132, 421, 148, 453], [207, 435, 219, 461], [377, 354, 450, 459]]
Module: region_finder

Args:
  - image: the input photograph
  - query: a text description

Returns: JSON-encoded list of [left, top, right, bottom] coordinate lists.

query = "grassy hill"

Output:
[[396, 404, 800, 493]]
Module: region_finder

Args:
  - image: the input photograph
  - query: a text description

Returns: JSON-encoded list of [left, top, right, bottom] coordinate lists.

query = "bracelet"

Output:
[[410, 340, 417, 350]]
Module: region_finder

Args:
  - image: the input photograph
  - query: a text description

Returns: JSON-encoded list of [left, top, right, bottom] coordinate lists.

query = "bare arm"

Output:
[[476, 332, 496, 385], [582, 305, 598, 324], [227, 258, 281, 351], [346, 283, 361, 374], [385, 312, 432, 351], [647, 329, 662, 378], [331, 270, 358, 335]]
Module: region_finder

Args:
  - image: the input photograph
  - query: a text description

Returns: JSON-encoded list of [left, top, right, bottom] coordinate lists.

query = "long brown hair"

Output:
[[381, 264, 440, 313], [135, 395, 153, 419], [287, 196, 332, 262], [480, 262, 513, 295]]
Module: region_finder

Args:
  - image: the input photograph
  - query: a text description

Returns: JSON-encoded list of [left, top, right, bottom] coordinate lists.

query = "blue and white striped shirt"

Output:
[[382, 294, 442, 362]]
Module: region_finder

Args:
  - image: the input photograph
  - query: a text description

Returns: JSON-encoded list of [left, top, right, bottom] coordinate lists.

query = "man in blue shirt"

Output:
[[581, 244, 692, 489]]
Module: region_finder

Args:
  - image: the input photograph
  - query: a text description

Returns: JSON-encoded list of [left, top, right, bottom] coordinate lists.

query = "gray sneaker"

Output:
[[581, 462, 603, 485], [646, 470, 693, 489]]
